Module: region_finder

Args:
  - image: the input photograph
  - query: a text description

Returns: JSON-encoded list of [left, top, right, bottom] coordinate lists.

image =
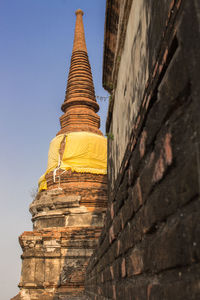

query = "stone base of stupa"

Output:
[[11, 226, 101, 300], [12, 171, 107, 300]]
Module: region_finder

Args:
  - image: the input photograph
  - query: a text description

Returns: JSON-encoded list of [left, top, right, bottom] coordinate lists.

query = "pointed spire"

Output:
[[58, 9, 102, 136], [73, 9, 87, 52]]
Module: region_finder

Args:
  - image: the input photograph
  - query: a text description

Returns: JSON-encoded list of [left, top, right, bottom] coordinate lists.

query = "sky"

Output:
[[0, 1, 108, 298]]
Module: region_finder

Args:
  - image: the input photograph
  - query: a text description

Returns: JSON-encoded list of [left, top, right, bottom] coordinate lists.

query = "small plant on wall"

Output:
[[106, 132, 114, 140]]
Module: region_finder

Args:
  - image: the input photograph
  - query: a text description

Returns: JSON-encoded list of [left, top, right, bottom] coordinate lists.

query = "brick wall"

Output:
[[85, 0, 200, 299]]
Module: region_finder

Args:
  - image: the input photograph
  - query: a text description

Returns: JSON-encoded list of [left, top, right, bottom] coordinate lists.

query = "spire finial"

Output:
[[75, 9, 84, 16], [73, 8, 87, 52]]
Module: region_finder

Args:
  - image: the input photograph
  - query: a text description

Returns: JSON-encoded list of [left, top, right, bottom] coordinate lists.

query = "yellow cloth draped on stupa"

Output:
[[38, 132, 107, 191]]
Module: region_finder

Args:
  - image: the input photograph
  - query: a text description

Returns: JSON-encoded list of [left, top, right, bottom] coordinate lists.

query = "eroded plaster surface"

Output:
[[110, 0, 150, 185]]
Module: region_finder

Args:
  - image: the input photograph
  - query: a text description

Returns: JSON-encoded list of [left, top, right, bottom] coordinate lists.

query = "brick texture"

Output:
[[85, 0, 200, 299]]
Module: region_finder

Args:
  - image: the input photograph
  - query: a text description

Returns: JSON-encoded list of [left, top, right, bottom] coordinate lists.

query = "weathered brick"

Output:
[[120, 195, 134, 228], [143, 154, 199, 234], [112, 257, 122, 280], [112, 213, 122, 238], [121, 258, 126, 278], [144, 200, 200, 273], [127, 247, 144, 277], [85, 1, 200, 300], [119, 222, 132, 255], [148, 263, 200, 300]]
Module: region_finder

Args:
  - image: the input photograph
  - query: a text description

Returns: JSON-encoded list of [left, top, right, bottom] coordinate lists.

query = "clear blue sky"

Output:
[[0, 1, 108, 298]]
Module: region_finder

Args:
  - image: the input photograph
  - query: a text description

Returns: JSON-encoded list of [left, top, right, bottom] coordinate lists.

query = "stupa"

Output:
[[12, 9, 107, 300]]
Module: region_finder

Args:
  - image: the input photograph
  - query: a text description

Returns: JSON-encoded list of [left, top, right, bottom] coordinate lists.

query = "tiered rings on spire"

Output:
[[58, 9, 102, 135], [61, 50, 99, 113]]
